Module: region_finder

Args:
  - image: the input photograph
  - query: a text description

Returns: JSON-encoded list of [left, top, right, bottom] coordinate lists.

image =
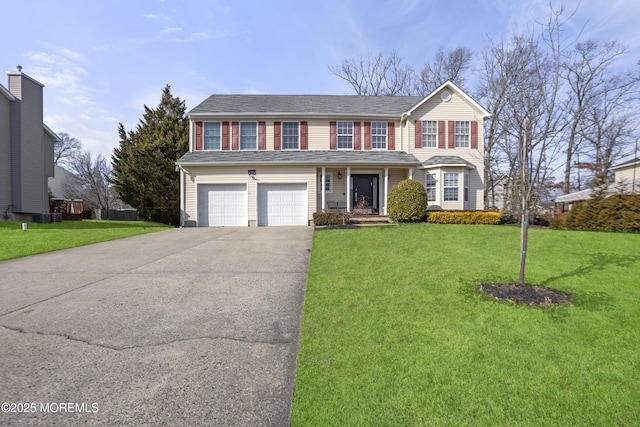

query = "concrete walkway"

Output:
[[0, 227, 313, 426]]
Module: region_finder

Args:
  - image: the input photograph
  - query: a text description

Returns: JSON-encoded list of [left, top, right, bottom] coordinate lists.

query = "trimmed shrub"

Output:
[[426, 210, 501, 225], [387, 179, 428, 222], [313, 211, 351, 226], [565, 194, 640, 232]]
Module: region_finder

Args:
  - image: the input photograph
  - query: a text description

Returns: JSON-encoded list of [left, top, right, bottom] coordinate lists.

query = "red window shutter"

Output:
[[387, 122, 395, 150], [354, 122, 361, 150], [414, 120, 422, 149], [330, 121, 337, 150], [232, 121, 239, 150], [274, 121, 281, 150], [471, 121, 478, 149], [195, 121, 203, 150], [258, 121, 266, 150], [438, 121, 445, 148], [364, 122, 371, 150], [448, 121, 455, 149], [222, 121, 229, 150], [301, 121, 308, 150]]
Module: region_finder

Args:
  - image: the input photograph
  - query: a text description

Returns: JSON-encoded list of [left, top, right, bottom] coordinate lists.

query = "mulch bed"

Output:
[[479, 282, 572, 306]]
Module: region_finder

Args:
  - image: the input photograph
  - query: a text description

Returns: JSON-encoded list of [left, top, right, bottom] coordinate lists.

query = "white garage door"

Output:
[[258, 183, 308, 226], [198, 184, 248, 227]]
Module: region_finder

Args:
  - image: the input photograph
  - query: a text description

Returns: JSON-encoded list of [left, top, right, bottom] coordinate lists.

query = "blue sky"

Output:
[[2, 0, 639, 159]]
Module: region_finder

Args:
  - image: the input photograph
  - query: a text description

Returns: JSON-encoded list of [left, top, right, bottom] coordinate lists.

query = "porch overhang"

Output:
[[418, 155, 476, 170]]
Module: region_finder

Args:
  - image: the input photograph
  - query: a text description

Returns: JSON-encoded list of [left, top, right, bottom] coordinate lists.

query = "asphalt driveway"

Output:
[[0, 226, 313, 426]]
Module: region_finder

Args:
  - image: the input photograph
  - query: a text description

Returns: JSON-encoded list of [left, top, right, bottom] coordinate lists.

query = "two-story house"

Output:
[[176, 81, 490, 226], [1, 67, 58, 222]]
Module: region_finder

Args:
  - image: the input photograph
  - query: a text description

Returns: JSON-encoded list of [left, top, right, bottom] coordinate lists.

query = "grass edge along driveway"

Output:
[[0, 220, 171, 261], [292, 224, 640, 426]]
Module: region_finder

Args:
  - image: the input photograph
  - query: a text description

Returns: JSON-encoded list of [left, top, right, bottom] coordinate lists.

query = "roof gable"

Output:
[[407, 81, 491, 118]]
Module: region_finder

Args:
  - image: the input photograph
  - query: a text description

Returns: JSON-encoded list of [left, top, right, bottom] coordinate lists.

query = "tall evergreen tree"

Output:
[[110, 85, 188, 225]]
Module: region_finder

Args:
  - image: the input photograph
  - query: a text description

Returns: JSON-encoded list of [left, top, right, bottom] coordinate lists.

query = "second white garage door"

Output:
[[258, 183, 308, 226], [198, 184, 248, 227]]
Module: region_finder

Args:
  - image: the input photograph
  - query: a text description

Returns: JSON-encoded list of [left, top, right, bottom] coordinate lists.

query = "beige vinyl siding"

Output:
[[387, 168, 406, 193], [615, 164, 640, 183], [307, 120, 327, 150], [183, 165, 316, 225], [407, 89, 486, 160], [315, 168, 347, 208]]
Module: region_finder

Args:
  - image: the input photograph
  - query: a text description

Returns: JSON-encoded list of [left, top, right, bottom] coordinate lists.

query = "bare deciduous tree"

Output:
[[414, 47, 472, 95], [562, 40, 630, 192], [328, 51, 414, 96], [67, 151, 114, 216], [54, 132, 82, 167], [578, 72, 640, 188]]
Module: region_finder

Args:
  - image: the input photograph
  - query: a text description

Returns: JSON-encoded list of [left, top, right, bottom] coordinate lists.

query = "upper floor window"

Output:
[[422, 120, 437, 148], [282, 122, 299, 150], [337, 121, 353, 149], [443, 172, 459, 201], [240, 122, 257, 150], [425, 172, 437, 202], [371, 122, 387, 149], [203, 122, 221, 150], [455, 121, 470, 148]]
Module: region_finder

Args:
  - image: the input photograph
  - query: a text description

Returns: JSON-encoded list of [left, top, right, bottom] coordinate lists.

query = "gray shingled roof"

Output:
[[612, 157, 639, 169], [177, 150, 421, 166], [188, 95, 425, 117], [421, 155, 476, 169]]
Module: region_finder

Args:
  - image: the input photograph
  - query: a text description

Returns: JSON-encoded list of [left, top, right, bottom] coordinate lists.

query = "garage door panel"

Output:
[[198, 184, 248, 227], [258, 183, 307, 226]]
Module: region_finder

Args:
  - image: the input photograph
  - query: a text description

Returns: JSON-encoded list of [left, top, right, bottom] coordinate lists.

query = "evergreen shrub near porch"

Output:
[[313, 212, 351, 226], [387, 179, 428, 222]]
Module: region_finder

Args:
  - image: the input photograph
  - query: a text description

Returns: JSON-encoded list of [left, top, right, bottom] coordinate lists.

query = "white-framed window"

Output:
[[455, 121, 470, 148], [203, 122, 221, 150], [464, 172, 469, 202], [425, 172, 437, 202], [337, 121, 353, 149], [240, 122, 257, 150], [371, 122, 387, 149], [422, 120, 437, 148], [282, 121, 299, 150], [318, 173, 333, 193], [443, 172, 459, 201]]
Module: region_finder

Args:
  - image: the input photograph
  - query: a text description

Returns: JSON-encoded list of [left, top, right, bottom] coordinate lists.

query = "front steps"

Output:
[[349, 215, 393, 225]]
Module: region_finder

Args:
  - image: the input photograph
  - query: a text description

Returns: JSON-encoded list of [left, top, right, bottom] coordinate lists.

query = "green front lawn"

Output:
[[0, 220, 172, 261], [292, 224, 640, 426]]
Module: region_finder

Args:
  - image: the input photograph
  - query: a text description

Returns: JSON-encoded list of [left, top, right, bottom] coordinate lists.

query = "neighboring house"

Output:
[[176, 81, 490, 227], [553, 156, 640, 217], [611, 157, 640, 192], [48, 164, 82, 199], [1, 67, 58, 222]]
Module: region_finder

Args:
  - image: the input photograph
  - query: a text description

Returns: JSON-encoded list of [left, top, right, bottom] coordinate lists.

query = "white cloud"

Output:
[[160, 27, 182, 34], [141, 13, 170, 21]]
